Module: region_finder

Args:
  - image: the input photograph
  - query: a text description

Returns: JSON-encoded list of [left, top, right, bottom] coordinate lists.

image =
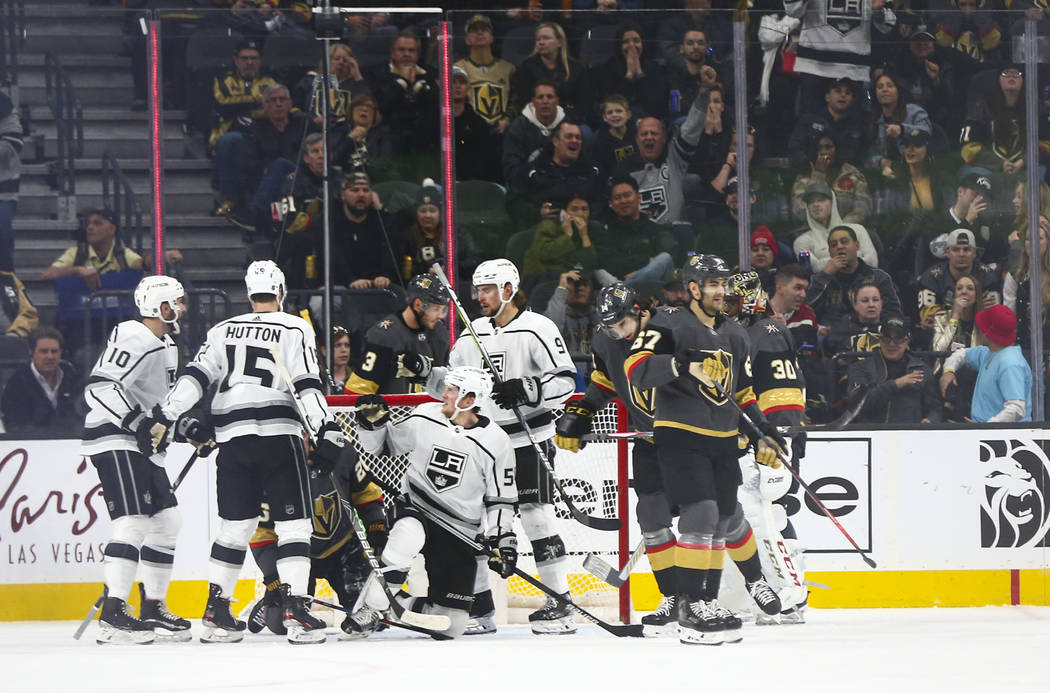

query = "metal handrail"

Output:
[[101, 151, 146, 254], [0, 2, 25, 93], [43, 51, 83, 206]]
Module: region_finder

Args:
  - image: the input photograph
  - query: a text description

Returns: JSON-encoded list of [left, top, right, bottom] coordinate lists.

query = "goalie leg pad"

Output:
[[140, 507, 181, 600], [274, 518, 312, 596], [104, 515, 151, 600], [425, 603, 470, 638]]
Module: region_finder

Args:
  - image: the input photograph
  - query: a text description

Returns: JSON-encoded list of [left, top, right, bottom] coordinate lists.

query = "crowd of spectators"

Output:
[[4, 2, 1050, 434]]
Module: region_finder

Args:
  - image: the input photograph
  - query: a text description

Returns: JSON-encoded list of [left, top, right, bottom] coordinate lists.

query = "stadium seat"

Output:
[[348, 33, 396, 69], [457, 180, 512, 257], [185, 29, 243, 73], [504, 228, 535, 271], [579, 24, 619, 68], [373, 180, 422, 215], [499, 23, 539, 66], [262, 35, 323, 75]]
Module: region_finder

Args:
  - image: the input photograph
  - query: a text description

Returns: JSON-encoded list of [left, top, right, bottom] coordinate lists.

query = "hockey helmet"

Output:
[[472, 258, 520, 296], [682, 254, 731, 287], [245, 260, 286, 302], [134, 274, 186, 328], [726, 272, 768, 317], [405, 274, 450, 308], [596, 282, 637, 327], [444, 366, 493, 417]]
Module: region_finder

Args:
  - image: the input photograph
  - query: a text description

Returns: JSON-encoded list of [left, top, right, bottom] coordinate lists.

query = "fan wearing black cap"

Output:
[[845, 316, 941, 424], [889, 27, 956, 134], [454, 14, 516, 134], [915, 227, 1001, 332]]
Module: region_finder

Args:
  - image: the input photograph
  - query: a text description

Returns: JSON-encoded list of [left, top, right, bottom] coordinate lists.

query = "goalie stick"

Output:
[[268, 348, 451, 632], [582, 538, 645, 588], [306, 596, 453, 640], [430, 263, 620, 532], [399, 489, 643, 638], [693, 367, 877, 569]]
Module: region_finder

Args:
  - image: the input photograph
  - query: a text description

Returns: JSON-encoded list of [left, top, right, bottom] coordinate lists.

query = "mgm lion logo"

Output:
[[979, 439, 1050, 548]]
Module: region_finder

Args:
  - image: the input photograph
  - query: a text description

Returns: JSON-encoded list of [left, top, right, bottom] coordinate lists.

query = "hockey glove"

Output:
[[753, 419, 788, 468], [554, 402, 595, 453], [485, 532, 518, 579], [791, 430, 807, 461], [133, 405, 173, 456], [395, 351, 433, 380], [175, 415, 217, 458], [309, 420, 348, 476], [358, 500, 389, 556], [355, 394, 391, 430], [492, 376, 542, 409]]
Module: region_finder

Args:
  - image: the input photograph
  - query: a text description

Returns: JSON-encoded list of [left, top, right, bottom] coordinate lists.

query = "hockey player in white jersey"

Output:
[[428, 259, 577, 635], [351, 366, 518, 638], [82, 274, 212, 644], [149, 261, 347, 644]]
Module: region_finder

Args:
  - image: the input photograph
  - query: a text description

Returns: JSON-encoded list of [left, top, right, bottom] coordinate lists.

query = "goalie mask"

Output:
[[472, 258, 519, 319], [725, 272, 768, 320], [245, 260, 286, 306], [444, 366, 493, 419], [134, 275, 186, 333]]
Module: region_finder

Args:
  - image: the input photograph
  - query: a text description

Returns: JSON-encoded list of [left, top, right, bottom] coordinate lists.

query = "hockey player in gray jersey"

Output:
[[82, 275, 212, 644], [427, 258, 577, 635], [626, 255, 788, 645], [350, 366, 518, 638], [725, 272, 808, 623], [557, 282, 781, 635], [346, 274, 450, 395], [150, 260, 347, 644]]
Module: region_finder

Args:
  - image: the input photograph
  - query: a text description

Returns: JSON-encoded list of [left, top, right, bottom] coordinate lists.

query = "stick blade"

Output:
[[861, 554, 877, 569], [582, 553, 625, 588], [399, 610, 452, 631], [567, 504, 621, 531]]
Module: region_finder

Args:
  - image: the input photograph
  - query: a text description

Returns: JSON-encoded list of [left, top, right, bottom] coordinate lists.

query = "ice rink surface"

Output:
[[2, 607, 1047, 693]]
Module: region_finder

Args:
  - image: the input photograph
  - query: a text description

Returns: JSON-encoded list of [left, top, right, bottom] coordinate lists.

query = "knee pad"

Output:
[[636, 493, 673, 533], [382, 516, 425, 570], [216, 518, 258, 549], [147, 507, 181, 546], [520, 502, 557, 540], [110, 515, 151, 549], [642, 527, 675, 548], [274, 518, 312, 545], [425, 603, 470, 638], [720, 505, 750, 544], [677, 499, 718, 536]]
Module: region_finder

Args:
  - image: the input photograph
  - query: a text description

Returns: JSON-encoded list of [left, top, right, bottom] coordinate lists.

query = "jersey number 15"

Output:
[[219, 344, 275, 392]]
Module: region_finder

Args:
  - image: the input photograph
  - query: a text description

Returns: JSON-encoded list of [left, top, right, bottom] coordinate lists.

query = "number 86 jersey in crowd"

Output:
[[81, 320, 179, 459]]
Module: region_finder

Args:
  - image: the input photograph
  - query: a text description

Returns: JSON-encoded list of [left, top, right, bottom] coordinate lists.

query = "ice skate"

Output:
[[138, 584, 191, 642], [200, 583, 246, 643], [96, 590, 155, 645], [528, 594, 577, 635], [281, 584, 327, 644], [677, 598, 724, 646], [641, 594, 677, 636]]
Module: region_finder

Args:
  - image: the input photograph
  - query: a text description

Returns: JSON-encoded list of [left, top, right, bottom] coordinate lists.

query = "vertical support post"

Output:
[[1023, 18, 1044, 421], [732, 17, 751, 270], [616, 401, 631, 624], [440, 20, 457, 344], [148, 18, 164, 274]]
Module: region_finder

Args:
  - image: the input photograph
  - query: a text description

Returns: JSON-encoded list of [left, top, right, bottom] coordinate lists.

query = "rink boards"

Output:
[[1, 428, 1049, 620]]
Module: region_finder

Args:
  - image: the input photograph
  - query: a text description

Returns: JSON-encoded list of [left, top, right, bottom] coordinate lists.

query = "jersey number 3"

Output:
[[219, 344, 275, 392]]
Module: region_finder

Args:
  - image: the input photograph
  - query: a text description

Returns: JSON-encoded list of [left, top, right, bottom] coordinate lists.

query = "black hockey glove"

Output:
[[485, 532, 518, 579], [355, 394, 391, 430], [554, 402, 595, 453], [791, 429, 807, 461], [492, 376, 542, 409], [174, 415, 217, 458], [358, 499, 389, 555], [396, 351, 433, 380], [310, 420, 348, 476], [132, 405, 173, 457]]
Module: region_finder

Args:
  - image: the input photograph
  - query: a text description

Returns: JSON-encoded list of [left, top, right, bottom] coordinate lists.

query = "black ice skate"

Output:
[[677, 598, 724, 646], [640, 594, 677, 636], [201, 583, 246, 643], [138, 584, 191, 642], [710, 600, 743, 643], [281, 584, 327, 644], [247, 584, 286, 635], [339, 607, 381, 640], [528, 594, 577, 635], [96, 589, 155, 645], [747, 579, 782, 615]]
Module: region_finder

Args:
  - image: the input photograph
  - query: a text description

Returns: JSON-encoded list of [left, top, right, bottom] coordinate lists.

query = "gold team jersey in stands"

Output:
[[454, 57, 516, 125]]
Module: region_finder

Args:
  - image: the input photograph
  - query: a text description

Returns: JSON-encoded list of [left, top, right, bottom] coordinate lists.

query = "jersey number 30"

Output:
[[219, 344, 275, 391]]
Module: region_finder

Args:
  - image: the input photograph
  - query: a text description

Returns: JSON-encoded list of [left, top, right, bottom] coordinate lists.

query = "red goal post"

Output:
[[327, 393, 633, 625]]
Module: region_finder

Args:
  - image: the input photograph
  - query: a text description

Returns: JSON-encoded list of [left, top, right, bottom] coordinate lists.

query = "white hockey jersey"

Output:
[[358, 402, 517, 537], [80, 320, 179, 460], [784, 0, 895, 82], [162, 310, 332, 442], [435, 309, 576, 448]]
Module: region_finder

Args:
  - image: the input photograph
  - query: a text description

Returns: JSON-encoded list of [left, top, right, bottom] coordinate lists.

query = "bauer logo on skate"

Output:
[[426, 447, 467, 491], [979, 439, 1050, 549]]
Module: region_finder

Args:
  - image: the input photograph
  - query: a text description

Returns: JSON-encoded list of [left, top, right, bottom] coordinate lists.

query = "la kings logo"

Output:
[[488, 352, 506, 379], [980, 439, 1050, 548], [426, 446, 468, 492], [825, 0, 863, 36]]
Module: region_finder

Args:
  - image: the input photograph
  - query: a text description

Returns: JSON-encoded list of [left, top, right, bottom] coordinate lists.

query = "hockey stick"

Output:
[[430, 263, 620, 532], [72, 591, 105, 640], [815, 389, 870, 431], [582, 539, 646, 589], [170, 450, 200, 492], [267, 348, 451, 632], [306, 596, 453, 641], [581, 431, 652, 442], [694, 369, 877, 569], [405, 493, 644, 638]]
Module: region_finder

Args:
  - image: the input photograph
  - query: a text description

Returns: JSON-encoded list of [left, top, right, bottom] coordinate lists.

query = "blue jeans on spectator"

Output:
[[246, 158, 296, 218], [215, 131, 247, 203], [625, 252, 673, 286], [0, 199, 16, 272]]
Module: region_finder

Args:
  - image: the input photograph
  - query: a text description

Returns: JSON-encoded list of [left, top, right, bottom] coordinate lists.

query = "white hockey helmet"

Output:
[[444, 365, 493, 418], [472, 258, 519, 318], [134, 274, 186, 330], [245, 260, 286, 303]]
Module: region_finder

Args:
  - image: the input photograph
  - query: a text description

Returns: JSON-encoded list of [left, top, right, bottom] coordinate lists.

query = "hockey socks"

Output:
[[644, 536, 678, 598], [675, 539, 713, 601], [726, 528, 764, 584], [703, 541, 726, 601]]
